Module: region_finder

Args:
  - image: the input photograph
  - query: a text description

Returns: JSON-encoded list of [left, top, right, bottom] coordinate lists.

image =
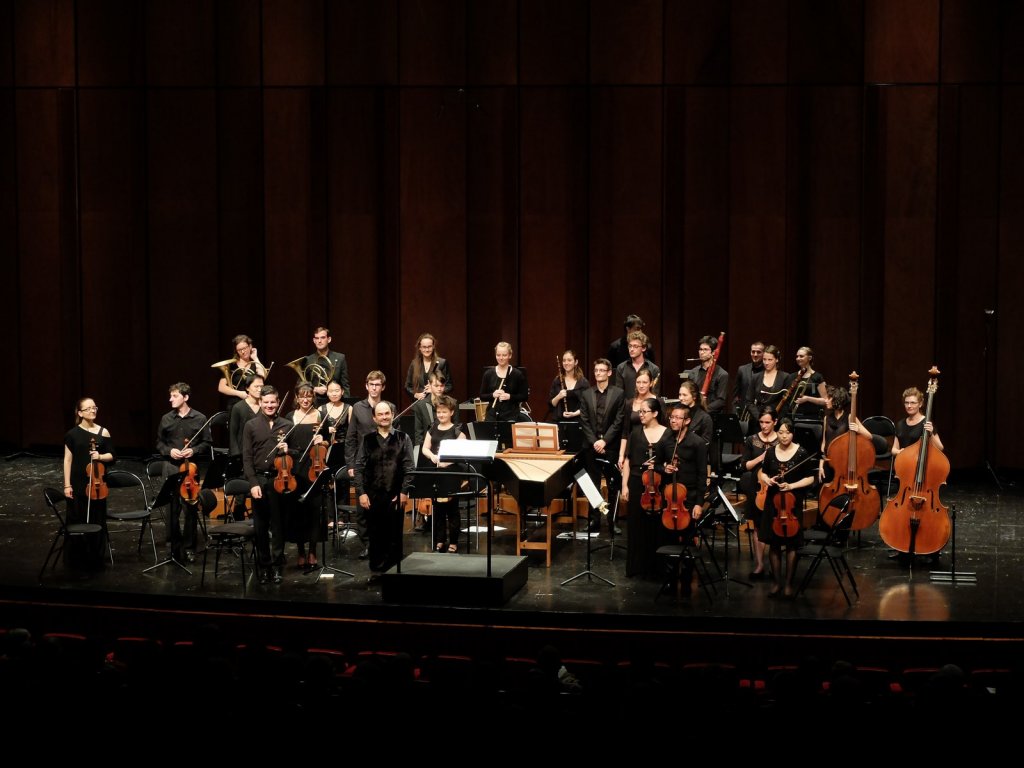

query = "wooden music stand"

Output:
[[510, 422, 561, 453]]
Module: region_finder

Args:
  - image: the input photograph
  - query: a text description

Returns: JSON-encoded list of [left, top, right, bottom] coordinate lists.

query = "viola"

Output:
[[640, 445, 663, 513], [818, 372, 880, 530], [85, 436, 108, 501], [879, 367, 950, 556], [661, 431, 690, 531], [273, 429, 297, 494], [772, 490, 801, 538], [179, 438, 201, 504], [308, 441, 328, 482]]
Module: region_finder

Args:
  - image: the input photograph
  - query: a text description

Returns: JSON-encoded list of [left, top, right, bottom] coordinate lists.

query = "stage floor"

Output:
[[2, 456, 1022, 653]]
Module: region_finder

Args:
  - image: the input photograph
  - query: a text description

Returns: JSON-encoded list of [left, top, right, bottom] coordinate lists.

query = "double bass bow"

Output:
[[818, 372, 880, 530], [879, 367, 950, 557]]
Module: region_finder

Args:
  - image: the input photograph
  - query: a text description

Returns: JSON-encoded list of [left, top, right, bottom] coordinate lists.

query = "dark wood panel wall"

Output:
[[3, 0, 1020, 472]]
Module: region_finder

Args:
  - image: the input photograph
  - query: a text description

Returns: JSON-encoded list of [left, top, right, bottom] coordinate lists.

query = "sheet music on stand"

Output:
[[437, 439, 500, 574]]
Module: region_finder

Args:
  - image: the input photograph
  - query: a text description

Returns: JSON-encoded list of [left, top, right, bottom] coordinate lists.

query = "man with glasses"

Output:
[[345, 371, 388, 558], [614, 330, 661, 399], [578, 358, 625, 534], [733, 340, 765, 428]]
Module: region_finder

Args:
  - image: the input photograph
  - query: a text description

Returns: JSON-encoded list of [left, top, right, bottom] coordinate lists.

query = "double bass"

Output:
[[818, 372, 880, 530], [879, 367, 950, 556]]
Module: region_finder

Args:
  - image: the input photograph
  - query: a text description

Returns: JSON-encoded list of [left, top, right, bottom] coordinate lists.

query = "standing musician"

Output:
[[480, 341, 530, 422], [684, 335, 729, 414], [619, 398, 675, 579], [319, 380, 351, 471], [242, 385, 294, 584], [217, 334, 269, 401], [790, 346, 829, 420], [678, 379, 712, 444], [227, 374, 265, 521], [892, 386, 944, 457], [303, 326, 350, 407], [662, 404, 709, 596], [614, 331, 661, 399], [548, 349, 590, 423], [412, 372, 450, 532], [354, 401, 415, 582], [622, 368, 663, 433], [732, 340, 765, 428], [345, 370, 388, 559], [285, 383, 325, 571], [405, 332, 452, 401], [420, 395, 467, 553], [156, 382, 211, 563], [750, 345, 791, 416], [607, 314, 658, 369], [757, 418, 815, 598], [738, 407, 779, 580], [578, 358, 626, 534], [63, 397, 115, 568]]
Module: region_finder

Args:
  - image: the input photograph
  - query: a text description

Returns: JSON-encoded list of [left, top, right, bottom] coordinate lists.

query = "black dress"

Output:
[[738, 432, 778, 526], [285, 411, 325, 546], [425, 422, 464, 548], [546, 376, 591, 422], [759, 444, 813, 548], [63, 425, 115, 567], [624, 424, 676, 578], [318, 402, 350, 471]]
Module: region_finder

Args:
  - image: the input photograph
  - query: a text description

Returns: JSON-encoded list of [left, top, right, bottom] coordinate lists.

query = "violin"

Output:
[[179, 438, 201, 504], [640, 444, 663, 513], [273, 429, 297, 494], [818, 372, 880, 530], [661, 433, 690, 531], [85, 436, 108, 501], [879, 367, 950, 556]]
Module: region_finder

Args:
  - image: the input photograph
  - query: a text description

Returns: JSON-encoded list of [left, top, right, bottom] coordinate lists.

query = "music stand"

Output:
[[589, 458, 626, 560], [557, 421, 583, 453], [143, 472, 193, 575], [437, 440, 497, 575], [702, 485, 752, 594], [929, 503, 977, 585], [561, 469, 614, 587], [300, 465, 354, 583]]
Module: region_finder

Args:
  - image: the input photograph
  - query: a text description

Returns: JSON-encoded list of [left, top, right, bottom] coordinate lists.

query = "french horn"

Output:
[[285, 356, 333, 388]]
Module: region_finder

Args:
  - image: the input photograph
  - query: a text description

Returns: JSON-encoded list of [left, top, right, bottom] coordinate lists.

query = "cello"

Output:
[[879, 367, 950, 556], [818, 372, 881, 530], [661, 432, 690, 531]]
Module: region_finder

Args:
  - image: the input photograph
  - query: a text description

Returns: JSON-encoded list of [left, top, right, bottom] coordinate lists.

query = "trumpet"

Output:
[[285, 356, 334, 388]]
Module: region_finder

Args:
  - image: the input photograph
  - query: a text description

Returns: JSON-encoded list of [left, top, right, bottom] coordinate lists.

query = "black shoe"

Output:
[[271, 567, 282, 584], [185, 550, 196, 563], [358, 548, 369, 560]]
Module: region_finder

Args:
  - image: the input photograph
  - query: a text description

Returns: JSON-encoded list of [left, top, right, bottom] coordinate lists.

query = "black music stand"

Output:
[[929, 504, 977, 585], [562, 468, 614, 587], [300, 465, 354, 583], [711, 413, 745, 478], [143, 472, 193, 575], [410, 467, 483, 556], [557, 421, 584, 453], [702, 485, 752, 594], [436, 439, 498, 574], [589, 458, 627, 560]]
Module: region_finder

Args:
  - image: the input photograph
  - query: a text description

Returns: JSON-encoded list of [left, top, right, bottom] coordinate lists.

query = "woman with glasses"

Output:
[[62, 397, 114, 568], [619, 397, 674, 578], [218, 334, 268, 400]]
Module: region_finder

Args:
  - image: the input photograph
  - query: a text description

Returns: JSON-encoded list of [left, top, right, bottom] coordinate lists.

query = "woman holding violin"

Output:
[[548, 349, 590, 423], [318, 380, 351, 470], [757, 418, 816, 597], [619, 397, 674, 578], [738, 407, 779, 579], [286, 382, 326, 571], [63, 397, 115, 568]]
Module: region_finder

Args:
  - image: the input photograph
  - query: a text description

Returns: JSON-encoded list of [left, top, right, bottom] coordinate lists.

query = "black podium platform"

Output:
[[381, 553, 528, 607]]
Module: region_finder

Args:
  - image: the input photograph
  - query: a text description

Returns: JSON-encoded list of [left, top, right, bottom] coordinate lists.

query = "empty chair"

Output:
[[39, 488, 110, 578], [861, 415, 897, 498], [104, 469, 159, 564], [794, 493, 859, 606]]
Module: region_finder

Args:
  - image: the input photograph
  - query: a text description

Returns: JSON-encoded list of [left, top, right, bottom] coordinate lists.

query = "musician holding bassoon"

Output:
[[301, 326, 350, 407], [684, 334, 729, 414], [215, 334, 268, 401], [63, 396, 115, 569], [480, 341, 529, 422], [156, 382, 211, 564], [619, 398, 674, 579], [405, 332, 452, 401], [614, 331, 661, 399], [242, 385, 295, 584], [757, 418, 816, 598]]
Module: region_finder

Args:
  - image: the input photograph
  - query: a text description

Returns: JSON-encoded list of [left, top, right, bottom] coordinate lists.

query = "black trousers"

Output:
[[366, 493, 403, 573], [252, 479, 286, 567]]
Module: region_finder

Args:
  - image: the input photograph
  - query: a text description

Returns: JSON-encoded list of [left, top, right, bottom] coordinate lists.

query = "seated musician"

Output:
[[757, 419, 815, 598]]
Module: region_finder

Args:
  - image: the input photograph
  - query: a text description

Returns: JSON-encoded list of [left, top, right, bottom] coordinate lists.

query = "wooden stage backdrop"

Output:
[[1, 1, 1021, 470]]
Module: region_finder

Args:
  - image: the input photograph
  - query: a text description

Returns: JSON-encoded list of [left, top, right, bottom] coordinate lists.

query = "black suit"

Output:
[[578, 384, 626, 529]]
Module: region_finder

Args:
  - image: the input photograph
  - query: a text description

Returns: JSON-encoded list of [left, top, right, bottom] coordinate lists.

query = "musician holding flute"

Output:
[[548, 349, 590, 422], [156, 382, 211, 564], [480, 341, 529, 422], [405, 332, 452, 401]]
